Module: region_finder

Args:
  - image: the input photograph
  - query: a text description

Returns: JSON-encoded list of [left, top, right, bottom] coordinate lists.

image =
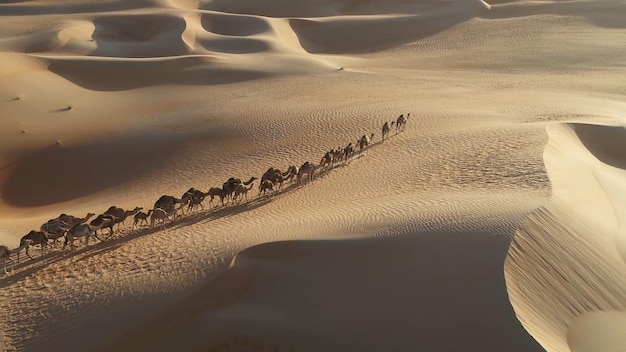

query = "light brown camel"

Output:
[[150, 208, 178, 230], [133, 210, 153, 228], [234, 183, 254, 203], [222, 176, 257, 202], [259, 179, 274, 196], [206, 187, 226, 207], [63, 221, 107, 252], [0, 245, 16, 274], [297, 161, 316, 183], [17, 230, 49, 262]]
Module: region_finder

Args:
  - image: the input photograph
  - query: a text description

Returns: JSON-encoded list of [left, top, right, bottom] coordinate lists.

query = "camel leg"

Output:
[[25, 244, 35, 261]]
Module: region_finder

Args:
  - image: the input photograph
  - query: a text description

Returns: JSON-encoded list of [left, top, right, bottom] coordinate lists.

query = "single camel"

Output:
[[16, 230, 49, 262], [90, 214, 116, 239], [396, 113, 409, 133], [0, 245, 16, 274], [320, 152, 332, 170], [234, 183, 254, 203], [343, 142, 355, 162], [63, 222, 107, 252], [133, 210, 153, 228], [358, 133, 375, 152], [259, 179, 274, 196], [297, 161, 316, 183], [206, 187, 226, 207], [382, 122, 391, 141], [150, 208, 178, 230]]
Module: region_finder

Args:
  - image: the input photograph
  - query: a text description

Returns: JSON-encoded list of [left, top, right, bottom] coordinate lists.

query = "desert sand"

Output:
[[0, 0, 625, 351]]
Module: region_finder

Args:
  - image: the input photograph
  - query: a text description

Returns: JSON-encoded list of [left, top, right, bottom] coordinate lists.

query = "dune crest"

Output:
[[505, 123, 626, 352]]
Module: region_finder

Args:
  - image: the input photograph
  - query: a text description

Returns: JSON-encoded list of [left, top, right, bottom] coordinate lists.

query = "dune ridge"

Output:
[[505, 123, 626, 352]]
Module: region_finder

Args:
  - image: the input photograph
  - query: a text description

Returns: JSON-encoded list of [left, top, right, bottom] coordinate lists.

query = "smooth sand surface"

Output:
[[1, 0, 625, 351]]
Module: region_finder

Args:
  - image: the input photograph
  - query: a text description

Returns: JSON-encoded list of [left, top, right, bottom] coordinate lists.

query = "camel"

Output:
[[63, 221, 108, 252], [297, 161, 316, 183], [358, 133, 375, 152], [41, 212, 95, 246], [182, 188, 210, 213], [343, 142, 355, 162], [133, 210, 153, 228], [206, 187, 226, 207], [104, 206, 142, 229], [258, 179, 274, 196], [150, 207, 178, 230], [282, 165, 299, 183], [90, 214, 116, 239], [16, 230, 49, 262], [396, 113, 409, 133], [320, 152, 332, 171], [261, 168, 285, 190], [0, 245, 16, 274], [234, 183, 254, 203], [331, 148, 344, 165], [154, 195, 189, 214], [382, 122, 391, 141], [222, 177, 257, 202], [116, 207, 143, 229]]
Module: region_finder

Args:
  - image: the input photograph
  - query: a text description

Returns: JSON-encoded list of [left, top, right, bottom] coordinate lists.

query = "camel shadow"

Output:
[[0, 195, 277, 285]]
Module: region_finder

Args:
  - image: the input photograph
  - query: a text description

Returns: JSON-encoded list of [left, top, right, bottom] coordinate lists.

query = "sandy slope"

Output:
[[0, 0, 625, 350], [506, 123, 626, 352]]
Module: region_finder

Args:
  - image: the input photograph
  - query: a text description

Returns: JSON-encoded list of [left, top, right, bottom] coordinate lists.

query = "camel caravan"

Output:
[[0, 114, 410, 274]]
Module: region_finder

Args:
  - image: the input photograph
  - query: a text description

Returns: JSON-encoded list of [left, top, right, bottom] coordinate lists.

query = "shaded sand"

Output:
[[0, 0, 625, 351]]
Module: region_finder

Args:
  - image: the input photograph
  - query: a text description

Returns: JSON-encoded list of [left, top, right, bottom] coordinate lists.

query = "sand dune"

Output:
[[1, 0, 626, 351], [505, 123, 626, 352]]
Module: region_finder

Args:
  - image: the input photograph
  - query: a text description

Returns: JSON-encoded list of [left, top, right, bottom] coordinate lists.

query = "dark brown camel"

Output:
[[382, 122, 390, 141], [17, 230, 49, 262], [154, 195, 189, 214], [259, 179, 274, 196], [396, 113, 409, 133], [223, 177, 257, 202], [90, 214, 116, 239], [133, 210, 153, 228], [261, 168, 285, 191]]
